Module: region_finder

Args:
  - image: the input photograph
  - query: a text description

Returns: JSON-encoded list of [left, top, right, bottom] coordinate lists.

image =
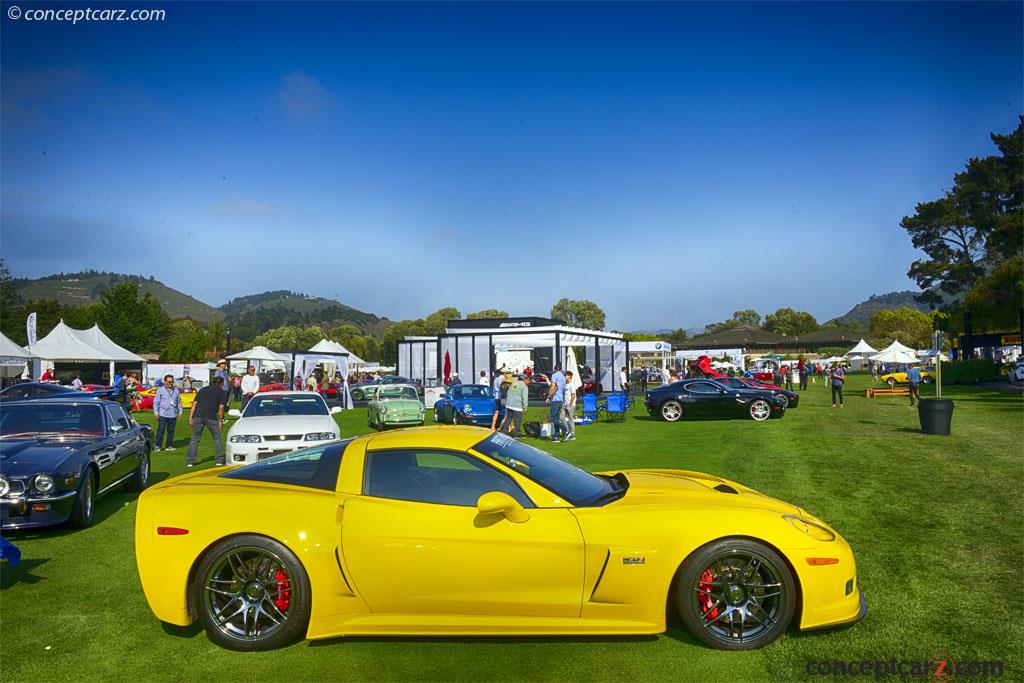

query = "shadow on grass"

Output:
[[162, 621, 204, 638], [307, 632, 661, 648], [0, 558, 49, 588]]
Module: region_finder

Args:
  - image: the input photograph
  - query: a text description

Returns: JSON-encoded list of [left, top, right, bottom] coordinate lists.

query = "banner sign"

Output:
[[26, 312, 37, 347]]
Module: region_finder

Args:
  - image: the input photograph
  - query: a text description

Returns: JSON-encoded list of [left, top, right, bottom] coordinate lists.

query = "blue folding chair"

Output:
[[599, 393, 627, 422], [581, 393, 599, 422], [621, 388, 635, 411]]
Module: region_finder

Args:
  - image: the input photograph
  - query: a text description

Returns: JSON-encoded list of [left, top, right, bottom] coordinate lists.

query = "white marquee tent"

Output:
[[847, 339, 878, 356], [1, 331, 33, 379], [869, 347, 920, 365], [309, 339, 367, 367], [27, 320, 144, 381]]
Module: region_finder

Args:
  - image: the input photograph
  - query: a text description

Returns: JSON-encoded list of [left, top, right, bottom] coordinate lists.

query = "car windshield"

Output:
[[242, 394, 329, 417], [0, 403, 104, 437], [472, 432, 624, 506], [378, 387, 418, 400], [451, 386, 491, 399]]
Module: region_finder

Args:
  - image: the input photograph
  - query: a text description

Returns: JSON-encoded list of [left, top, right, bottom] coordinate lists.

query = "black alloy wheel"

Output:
[[125, 449, 150, 492]]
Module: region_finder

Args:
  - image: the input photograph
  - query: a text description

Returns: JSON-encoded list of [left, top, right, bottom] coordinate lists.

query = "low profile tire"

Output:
[[922, 376, 933, 384], [433, 407, 443, 423], [69, 469, 96, 529], [886, 378, 897, 388], [675, 538, 796, 650], [125, 450, 150, 493], [193, 535, 311, 651], [453, 412, 463, 426], [748, 399, 771, 422], [660, 400, 684, 422], [774, 394, 789, 409]]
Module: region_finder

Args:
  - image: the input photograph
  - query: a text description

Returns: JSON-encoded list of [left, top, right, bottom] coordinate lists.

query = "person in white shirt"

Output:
[[561, 371, 577, 441], [240, 366, 260, 408], [661, 366, 671, 385], [620, 367, 629, 394], [478, 370, 488, 386]]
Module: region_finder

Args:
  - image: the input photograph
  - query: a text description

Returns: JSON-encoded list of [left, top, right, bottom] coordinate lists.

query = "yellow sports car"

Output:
[[135, 386, 198, 411], [135, 427, 865, 651], [880, 370, 934, 387]]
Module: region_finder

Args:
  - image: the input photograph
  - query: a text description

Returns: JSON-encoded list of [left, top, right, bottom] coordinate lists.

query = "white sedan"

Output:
[[226, 391, 341, 465]]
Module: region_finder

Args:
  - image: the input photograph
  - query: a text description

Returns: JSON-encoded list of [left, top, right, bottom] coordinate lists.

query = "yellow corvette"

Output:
[[880, 370, 934, 387], [135, 427, 865, 651]]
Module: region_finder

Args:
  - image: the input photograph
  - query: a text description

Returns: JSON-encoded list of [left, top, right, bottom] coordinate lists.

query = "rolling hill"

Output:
[[219, 290, 390, 340], [10, 271, 224, 323], [826, 290, 930, 329]]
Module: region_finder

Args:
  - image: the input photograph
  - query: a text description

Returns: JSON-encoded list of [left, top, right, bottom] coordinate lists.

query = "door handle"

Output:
[[335, 503, 345, 526]]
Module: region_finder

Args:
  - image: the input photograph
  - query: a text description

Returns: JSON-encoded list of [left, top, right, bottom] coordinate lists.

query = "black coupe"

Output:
[[644, 379, 787, 422], [0, 399, 151, 530], [716, 376, 800, 409]]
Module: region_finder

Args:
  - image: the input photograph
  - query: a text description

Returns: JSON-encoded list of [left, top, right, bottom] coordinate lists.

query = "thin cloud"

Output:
[[214, 195, 279, 221], [276, 70, 335, 121]]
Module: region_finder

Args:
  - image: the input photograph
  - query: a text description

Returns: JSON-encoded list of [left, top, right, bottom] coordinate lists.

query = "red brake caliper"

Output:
[[273, 567, 291, 613], [698, 569, 718, 620]]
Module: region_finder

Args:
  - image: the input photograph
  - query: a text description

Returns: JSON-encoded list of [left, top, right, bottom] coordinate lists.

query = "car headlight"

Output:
[[229, 434, 262, 443], [379, 406, 388, 414], [462, 404, 473, 414], [33, 473, 56, 494], [0, 476, 9, 497], [783, 515, 836, 541], [304, 432, 335, 441]]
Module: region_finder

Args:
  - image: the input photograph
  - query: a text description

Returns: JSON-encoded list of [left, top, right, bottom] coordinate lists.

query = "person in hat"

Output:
[[500, 373, 529, 438]]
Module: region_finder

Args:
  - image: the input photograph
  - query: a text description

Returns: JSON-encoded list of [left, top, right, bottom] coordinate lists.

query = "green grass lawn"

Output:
[[2, 375, 1022, 681]]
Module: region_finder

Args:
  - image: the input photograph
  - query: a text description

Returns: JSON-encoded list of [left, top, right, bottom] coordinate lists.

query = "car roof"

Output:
[[360, 425, 491, 451], [251, 390, 321, 397], [375, 384, 419, 392]]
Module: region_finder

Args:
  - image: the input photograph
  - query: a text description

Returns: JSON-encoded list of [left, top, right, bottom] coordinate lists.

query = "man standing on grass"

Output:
[[907, 365, 922, 407], [546, 364, 567, 442], [152, 374, 181, 452], [490, 369, 506, 430], [561, 370, 577, 442], [830, 364, 846, 408], [240, 365, 260, 408], [187, 376, 226, 468], [214, 360, 231, 406], [500, 373, 528, 438]]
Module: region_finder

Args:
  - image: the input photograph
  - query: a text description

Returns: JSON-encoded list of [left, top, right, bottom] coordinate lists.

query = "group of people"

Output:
[[488, 365, 577, 442]]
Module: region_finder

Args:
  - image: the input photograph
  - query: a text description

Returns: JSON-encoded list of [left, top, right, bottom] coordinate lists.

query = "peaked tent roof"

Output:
[[848, 338, 878, 355], [880, 339, 917, 355], [72, 325, 144, 362], [308, 339, 366, 366], [28, 320, 119, 362], [1, 331, 33, 359], [870, 347, 919, 364], [226, 345, 290, 362]]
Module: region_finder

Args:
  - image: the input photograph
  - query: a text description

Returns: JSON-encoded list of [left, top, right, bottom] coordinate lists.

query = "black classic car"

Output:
[[0, 382, 120, 402], [0, 399, 151, 530], [644, 379, 787, 422], [716, 376, 800, 409]]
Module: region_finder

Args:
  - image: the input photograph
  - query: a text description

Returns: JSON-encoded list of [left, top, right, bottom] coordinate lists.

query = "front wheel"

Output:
[[352, 389, 364, 401], [193, 535, 311, 651], [748, 399, 771, 421], [125, 450, 150, 492], [886, 377, 897, 388], [433, 407, 443, 423], [675, 538, 796, 650], [773, 393, 789, 409], [69, 469, 96, 528], [660, 400, 683, 422], [922, 376, 933, 384]]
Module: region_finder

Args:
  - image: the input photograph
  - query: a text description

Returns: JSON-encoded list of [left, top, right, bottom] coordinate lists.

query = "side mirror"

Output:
[[330, 406, 342, 415], [110, 423, 125, 433], [477, 491, 529, 523], [228, 408, 242, 418]]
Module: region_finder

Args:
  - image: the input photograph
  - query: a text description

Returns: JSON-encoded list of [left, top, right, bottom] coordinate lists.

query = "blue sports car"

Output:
[[0, 399, 151, 530], [433, 384, 503, 426]]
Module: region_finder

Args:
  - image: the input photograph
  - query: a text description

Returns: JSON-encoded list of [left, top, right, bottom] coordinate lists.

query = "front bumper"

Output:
[[1, 489, 77, 529], [227, 438, 336, 465], [802, 590, 867, 632]]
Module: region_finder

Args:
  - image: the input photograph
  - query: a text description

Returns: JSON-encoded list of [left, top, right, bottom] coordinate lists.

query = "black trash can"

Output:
[[918, 398, 954, 435]]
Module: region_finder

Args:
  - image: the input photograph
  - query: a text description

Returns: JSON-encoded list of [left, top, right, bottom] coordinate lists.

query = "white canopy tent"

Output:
[[847, 339, 878, 356], [73, 325, 144, 363], [309, 339, 367, 367], [26, 320, 145, 382], [869, 347, 920, 365], [1, 331, 33, 380], [879, 339, 917, 355]]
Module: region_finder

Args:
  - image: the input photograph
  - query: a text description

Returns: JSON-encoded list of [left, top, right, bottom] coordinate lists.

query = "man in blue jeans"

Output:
[[187, 376, 226, 467], [152, 374, 181, 451], [907, 365, 922, 406], [546, 364, 567, 441]]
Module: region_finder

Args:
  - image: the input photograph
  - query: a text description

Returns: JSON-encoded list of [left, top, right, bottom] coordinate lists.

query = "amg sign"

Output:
[[498, 322, 532, 328]]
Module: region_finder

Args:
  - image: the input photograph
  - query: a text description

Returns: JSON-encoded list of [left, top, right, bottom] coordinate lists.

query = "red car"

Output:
[[258, 382, 292, 393]]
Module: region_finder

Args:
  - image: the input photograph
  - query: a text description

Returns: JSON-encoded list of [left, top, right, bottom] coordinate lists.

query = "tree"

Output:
[[621, 332, 661, 341], [206, 321, 227, 356], [763, 308, 819, 336], [0, 258, 18, 341], [663, 328, 689, 347], [253, 324, 326, 351], [96, 282, 172, 353], [328, 323, 369, 360], [704, 310, 762, 334], [869, 307, 934, 348], [423, 307, 461, 335], [380, 319, 427, 365], [550, 298, 606, 330], [466, 309, 509, 319], [161, 320, 210, 362], [962, 256, 1024, 332], [901, 116, 1023, 306]]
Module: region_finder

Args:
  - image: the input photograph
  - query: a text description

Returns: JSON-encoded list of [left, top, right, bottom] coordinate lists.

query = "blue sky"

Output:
[[2, 1, 1021, 330]]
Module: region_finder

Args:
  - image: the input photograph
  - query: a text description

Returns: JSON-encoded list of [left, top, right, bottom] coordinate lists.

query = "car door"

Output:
[[687, 381, 732, 417], [341, 448, 585, 618], [102, 403, 138, 484]]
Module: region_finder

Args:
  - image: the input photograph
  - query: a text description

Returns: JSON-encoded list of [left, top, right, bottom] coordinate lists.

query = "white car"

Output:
[[226, 391, 341, 465]]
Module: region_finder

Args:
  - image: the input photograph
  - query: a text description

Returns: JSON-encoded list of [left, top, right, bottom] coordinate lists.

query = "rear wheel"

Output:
[[886, 377, 897, 388], [352, 388, 364, 401], [675, 538, 796, 650], [660, 400, 683, 422], [69, 469, 96, 528], [193, 535, 311, 651], [433, 407, 443, 423], [748, 400, 771, 422], [125, 450, 150, 492], [922, 376, 933, 384]]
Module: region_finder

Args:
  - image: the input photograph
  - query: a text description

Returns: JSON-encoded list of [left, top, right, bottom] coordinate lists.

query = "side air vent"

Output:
[[713, 484, 739, 494]]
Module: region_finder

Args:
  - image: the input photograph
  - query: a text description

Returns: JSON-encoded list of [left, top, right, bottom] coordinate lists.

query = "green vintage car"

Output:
[[367, 384, 425, 431]]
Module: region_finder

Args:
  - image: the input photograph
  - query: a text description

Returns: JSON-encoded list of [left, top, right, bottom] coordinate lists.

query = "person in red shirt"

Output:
[[40, 368, 55, 382]]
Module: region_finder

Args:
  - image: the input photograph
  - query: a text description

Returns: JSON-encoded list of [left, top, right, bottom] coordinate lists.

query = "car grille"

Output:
[[258, 449, 295, 460], [2, 480, 26, 498], [263, 434, 303, 442]]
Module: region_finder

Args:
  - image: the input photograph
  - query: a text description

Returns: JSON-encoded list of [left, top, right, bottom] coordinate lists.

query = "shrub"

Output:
[[940, 359, 1000, 384]]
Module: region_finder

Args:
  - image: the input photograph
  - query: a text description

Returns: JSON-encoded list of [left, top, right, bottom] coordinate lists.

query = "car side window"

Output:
[[104, 404, 130, 433], [688, 382, 719, 394], [363, 449, 534, 508]]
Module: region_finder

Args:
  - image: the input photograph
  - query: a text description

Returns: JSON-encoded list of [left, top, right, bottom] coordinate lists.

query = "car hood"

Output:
[[601, 469, 803, 516], [227, 415, 338, 436], [0, 438, 83, 477]]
